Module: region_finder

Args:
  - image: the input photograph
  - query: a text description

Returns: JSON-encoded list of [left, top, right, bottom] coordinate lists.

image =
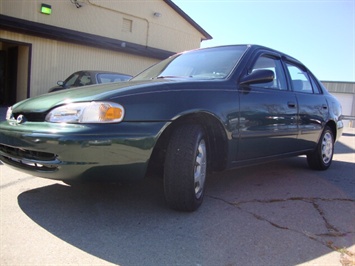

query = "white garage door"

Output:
[[332, 93, 354, 128]]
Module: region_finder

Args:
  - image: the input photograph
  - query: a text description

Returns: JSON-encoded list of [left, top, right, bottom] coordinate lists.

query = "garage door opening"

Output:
[[0, 39, 31, 107]]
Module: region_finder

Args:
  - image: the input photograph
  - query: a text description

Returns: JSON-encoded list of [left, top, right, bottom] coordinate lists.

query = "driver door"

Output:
[[237, 54, 299, 160]]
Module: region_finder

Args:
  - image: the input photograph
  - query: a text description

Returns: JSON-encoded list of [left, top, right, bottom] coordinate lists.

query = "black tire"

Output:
[[307, 126, 334, 170], [164, 124, 207, 211]]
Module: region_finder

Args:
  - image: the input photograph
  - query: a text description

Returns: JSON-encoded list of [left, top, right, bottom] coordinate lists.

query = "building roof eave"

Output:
[[164, 0, 213, 41]]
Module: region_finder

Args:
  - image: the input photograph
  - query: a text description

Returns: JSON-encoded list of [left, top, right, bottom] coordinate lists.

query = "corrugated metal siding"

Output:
[[17, 46, 29, 100], [0, 0, 204, 53], [0, 0, 206, 98], [0, 30, 157, 97], [149, 23, 202, 52], [322, 81, 355, 94]]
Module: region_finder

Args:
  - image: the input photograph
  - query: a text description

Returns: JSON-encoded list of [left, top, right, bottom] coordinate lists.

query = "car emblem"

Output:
[[16, 115, 25, 124]]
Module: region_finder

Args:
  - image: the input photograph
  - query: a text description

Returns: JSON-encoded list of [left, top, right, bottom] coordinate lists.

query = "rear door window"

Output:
[[286, 64, 314, 93]]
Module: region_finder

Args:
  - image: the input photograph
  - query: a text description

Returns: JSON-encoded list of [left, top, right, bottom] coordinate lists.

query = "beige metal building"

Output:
[[0, 0, 212, 105], [322, 81, 355, 128]]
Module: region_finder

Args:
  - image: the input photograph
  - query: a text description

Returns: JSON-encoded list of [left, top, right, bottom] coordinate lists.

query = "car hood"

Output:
[[12, 79, 180, 113]]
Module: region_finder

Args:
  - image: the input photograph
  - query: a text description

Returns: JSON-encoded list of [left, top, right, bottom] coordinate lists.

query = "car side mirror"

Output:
[[239, 70, 274, 86], [57, 81, 64, 87]]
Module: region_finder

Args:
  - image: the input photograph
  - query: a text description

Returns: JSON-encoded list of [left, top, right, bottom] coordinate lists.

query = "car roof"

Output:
[[74, 70, 132, 77]]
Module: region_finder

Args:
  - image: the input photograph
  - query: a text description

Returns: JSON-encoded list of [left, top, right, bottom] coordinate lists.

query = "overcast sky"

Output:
[[172, 0, 355, 82]]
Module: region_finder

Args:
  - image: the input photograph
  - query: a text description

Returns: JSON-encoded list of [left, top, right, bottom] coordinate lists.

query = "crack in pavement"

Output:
[[208, 195, 355, 265], [311, 200, 343, 235]]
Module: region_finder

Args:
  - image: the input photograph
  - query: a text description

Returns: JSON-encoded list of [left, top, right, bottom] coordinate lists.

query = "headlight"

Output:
[[45, 102, 125, 123]]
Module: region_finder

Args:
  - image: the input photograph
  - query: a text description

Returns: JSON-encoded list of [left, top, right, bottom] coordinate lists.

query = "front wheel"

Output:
[[307, 126, 334, 170], [164, 124, 207, 212]]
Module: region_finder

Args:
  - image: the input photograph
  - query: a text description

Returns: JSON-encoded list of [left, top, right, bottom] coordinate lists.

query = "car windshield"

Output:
[[132, 45, 248, 81], [64, 72, 80, 87], [97, 74, 131, 83]]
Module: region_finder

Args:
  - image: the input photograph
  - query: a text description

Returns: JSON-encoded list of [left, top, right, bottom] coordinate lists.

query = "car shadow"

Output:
[[17, 155, 354, 265], [335, 138, 355, 154]]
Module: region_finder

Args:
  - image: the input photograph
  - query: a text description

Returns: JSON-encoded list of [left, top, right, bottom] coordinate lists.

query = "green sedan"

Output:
[[0, 45, 343, 211]]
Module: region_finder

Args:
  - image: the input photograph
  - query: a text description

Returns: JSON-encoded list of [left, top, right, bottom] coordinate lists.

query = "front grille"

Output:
[[13, 112, 48, 122], [0, 144, 56, 161], [0, 155, 58, 171], [0, 144, 58, 171]]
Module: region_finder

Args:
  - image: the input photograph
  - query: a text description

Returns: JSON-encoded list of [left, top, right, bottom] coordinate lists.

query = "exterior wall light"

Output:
[[40, 3, 52, 15], [153, 12, 162, 18]]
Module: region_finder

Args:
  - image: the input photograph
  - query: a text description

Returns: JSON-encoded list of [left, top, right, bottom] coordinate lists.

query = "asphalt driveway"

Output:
[[0, 113, 354, 265]]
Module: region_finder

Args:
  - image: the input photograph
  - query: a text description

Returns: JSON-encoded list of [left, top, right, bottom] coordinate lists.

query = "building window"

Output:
[[122, 18, 133, 33]]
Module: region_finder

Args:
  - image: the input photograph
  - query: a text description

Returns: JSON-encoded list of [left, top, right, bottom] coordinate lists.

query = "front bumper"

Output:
[[0, 120, 167, 181]]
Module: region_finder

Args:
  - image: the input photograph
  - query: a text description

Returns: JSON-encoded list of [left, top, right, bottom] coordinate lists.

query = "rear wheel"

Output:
[[164, 124, 207, 211], [307, 126, 334, 170]]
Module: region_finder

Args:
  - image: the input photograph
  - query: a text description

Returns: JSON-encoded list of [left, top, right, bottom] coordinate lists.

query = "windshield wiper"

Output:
[[155, 75, 192, 79]]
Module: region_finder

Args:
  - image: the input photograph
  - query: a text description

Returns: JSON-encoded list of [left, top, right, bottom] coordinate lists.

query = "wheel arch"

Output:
[[147, 112, 229, 177], [325, 120, 337, 141]]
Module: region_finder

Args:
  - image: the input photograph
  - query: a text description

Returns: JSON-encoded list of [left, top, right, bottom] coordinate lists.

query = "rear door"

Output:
[[237, 53, 299, 160], [285, 63, 328, 149]]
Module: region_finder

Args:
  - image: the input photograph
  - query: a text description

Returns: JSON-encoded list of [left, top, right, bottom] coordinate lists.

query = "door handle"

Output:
[[322, 104, 328, 110], [287, 101, 296, 108]]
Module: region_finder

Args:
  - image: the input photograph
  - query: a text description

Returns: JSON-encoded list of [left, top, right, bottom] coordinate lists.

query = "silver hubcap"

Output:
[[194, 139, 207, 199], [321, 132, 333, 164]]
